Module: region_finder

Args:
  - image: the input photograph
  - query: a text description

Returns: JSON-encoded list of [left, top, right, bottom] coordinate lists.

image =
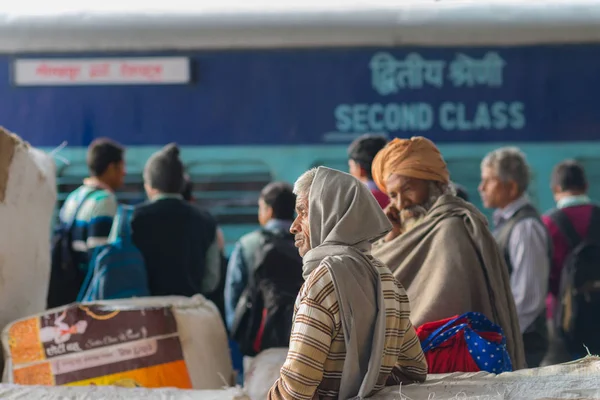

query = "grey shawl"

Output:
[[302, 167, 393, 399], [372, 195, 526, 370]]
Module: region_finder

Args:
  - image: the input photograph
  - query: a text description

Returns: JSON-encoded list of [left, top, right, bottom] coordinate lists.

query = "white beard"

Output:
[[401, 214, 426, 233]]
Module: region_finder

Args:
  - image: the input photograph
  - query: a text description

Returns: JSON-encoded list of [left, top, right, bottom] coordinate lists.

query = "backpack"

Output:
[[77, 204, 150, 302], [230, 229, 303, 356], [47, 189, 99, 309], [550, 206, 600, 354]]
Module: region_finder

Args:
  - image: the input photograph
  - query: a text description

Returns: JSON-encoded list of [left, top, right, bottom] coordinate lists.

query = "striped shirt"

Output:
[[59, 183, 118, 267], [268, 260, 427, 400]]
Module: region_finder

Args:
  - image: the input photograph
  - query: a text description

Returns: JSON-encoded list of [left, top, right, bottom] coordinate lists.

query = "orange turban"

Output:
[[371, 136, 450, 193]]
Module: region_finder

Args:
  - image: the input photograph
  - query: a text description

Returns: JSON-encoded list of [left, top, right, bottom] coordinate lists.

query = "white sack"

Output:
[[243, 348, 287, 400], [244, 348, 600, 400], [371, 356, 600, 399], [0, 385, 250, 400], [0, 128, 56, 337], [2, 295, 234, 390]]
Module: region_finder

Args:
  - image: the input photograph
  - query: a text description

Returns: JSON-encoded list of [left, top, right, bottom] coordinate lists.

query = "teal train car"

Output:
[[2, 1, 600, 253]]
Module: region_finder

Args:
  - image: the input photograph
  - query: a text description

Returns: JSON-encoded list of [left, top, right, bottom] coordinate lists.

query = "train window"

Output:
[[185, 159, 274, 252]]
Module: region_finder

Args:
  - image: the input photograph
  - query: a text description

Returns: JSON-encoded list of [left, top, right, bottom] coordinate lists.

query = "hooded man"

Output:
[[268, 167, 426, 400], [370, 137, 526, 370]]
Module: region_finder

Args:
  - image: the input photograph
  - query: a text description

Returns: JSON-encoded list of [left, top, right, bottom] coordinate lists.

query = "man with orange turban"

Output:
[[371, 136, 526, 370]]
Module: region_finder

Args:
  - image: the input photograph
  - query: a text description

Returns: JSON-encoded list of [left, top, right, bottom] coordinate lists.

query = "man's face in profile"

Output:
[[290, 195, 311, 257]]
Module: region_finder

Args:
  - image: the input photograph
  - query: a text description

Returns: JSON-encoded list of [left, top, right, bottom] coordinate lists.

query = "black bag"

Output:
[[47, 189, 99, 309], [230, 230, 303, 356], [550, 206, 600, 354]]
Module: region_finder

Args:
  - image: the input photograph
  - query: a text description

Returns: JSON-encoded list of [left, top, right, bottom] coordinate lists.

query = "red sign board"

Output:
[[13, 57, 190, 86]]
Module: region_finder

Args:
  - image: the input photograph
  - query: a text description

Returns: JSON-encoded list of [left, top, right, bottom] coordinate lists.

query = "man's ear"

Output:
[[551, 184, 562, 195], [359, 166, 370, 179], [265, 206, 274, 221], [508, 180, 520, 199]]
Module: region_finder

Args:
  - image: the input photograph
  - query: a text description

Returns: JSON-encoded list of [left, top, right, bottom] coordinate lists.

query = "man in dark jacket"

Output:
[[131, 143, 221, 297]]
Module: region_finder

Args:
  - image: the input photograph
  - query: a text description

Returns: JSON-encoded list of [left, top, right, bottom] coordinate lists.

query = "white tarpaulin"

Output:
[[0, 127, 56, 343], [373, 356, 600, 399], [0, 385, 249, 400], [244, 348, 600, 400], [243, 348, 287, 400]]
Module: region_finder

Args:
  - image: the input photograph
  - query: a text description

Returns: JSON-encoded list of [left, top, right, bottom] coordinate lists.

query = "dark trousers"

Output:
[[523, 312, 549, 368]]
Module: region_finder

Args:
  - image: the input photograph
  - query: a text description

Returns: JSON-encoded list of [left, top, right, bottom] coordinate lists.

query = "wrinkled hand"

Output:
[[383, 203, 402, 242]]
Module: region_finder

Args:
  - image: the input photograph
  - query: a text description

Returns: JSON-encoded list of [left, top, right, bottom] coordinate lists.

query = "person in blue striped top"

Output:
[[59, 138, 126, 271]]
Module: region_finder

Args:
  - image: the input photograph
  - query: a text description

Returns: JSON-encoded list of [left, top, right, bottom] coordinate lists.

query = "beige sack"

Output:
[[2, 295, 234, 390]]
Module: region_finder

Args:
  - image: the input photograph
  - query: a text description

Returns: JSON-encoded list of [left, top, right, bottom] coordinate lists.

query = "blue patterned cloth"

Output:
[[420, 312, 513, 374]]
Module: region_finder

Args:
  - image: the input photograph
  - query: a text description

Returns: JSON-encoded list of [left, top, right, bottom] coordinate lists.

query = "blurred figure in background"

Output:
[[542, 160, 600, 362], [48, 138, 126, 308], [480, 147, 550, 368], [226, 182, 301, 383], [348, 134, 390, 208], [225, 182, 298, 330], [131, 143, 221, 298]]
